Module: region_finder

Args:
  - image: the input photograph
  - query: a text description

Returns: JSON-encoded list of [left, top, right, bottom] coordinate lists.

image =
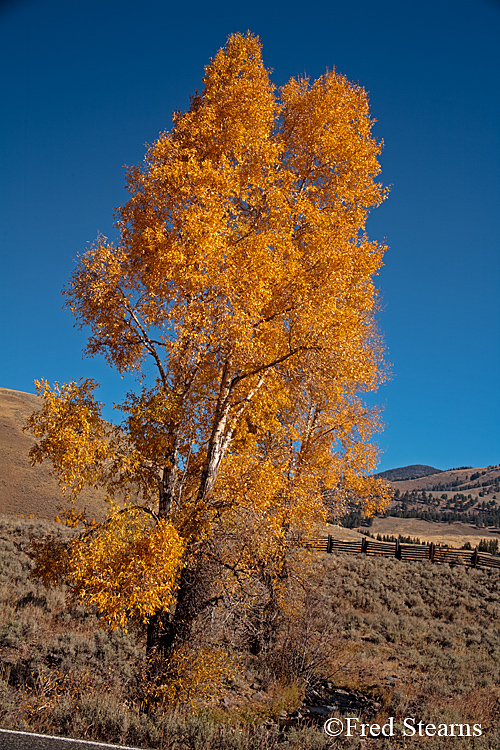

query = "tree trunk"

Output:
[[146, 556, 213, 658], [246, 569, 281, 655], [158, 441, 180, 517]]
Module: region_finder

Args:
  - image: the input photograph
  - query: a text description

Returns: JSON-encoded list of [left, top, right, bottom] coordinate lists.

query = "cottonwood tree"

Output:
[[26, 33, 391, 667]]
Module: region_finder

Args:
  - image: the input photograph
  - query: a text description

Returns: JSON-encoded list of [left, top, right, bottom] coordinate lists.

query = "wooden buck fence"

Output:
[[304, 535, 500, 571]]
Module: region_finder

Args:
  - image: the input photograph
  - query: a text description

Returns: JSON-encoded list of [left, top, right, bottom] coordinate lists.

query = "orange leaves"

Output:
[[64, 237, 156, 374], [25, 379, 110, 497], [28, 35, 391, 525], [26, 33, 392, 646], [147, 643, 237, 707], [280, 71, 386, 222], [34, 507, 185, 631], [176, 32, 277, 167]]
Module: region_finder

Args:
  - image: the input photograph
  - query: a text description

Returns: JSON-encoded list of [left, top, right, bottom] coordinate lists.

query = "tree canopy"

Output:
[[26, 32, 391, 666]]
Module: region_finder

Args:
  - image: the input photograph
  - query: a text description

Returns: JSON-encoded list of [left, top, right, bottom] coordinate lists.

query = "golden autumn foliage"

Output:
[[31, 507, 184, 630], [26, 378, 110, 497], [145, 644, 237, 708], [25, 32, 392, 662]]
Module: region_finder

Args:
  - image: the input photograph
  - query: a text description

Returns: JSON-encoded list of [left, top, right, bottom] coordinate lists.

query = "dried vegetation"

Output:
[[1, 515, 500, 748]]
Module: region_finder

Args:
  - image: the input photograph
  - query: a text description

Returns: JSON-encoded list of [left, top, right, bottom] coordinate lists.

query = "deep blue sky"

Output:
[[1, 0, 499, 472]]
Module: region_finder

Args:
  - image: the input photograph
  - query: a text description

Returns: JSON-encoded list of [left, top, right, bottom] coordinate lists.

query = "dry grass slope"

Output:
[[2, 387, 500, 747], [386, 466, 500, 498], [1, 515, 500, 748], [0, 387, 109, 521]]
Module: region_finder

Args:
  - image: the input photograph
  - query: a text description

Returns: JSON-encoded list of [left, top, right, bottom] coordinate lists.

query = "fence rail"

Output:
[[303, 536, 500, 570]]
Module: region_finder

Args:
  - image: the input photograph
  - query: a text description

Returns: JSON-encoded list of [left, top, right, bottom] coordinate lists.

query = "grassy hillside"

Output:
[[345, 463, 500, 542], [364, 517, 500, 550], [2, 515, 500, 748], [0, 387, 109, 521], [378, 470, 500, 533], [385, 465, 500, 498]]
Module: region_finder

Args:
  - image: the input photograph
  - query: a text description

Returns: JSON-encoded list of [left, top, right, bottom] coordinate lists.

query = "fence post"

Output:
[[429, 542, 435, 562], [395, 539, 402, 560], [361, 536, 368, 554], [327, 535, 333, 553], [472, 547, 479, 568]]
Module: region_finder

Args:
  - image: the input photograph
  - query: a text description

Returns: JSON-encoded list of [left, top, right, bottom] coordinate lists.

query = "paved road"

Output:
[[0, 729, 147, 750]]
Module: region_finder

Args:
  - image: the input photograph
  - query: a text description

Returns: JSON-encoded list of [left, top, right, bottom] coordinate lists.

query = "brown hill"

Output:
[[0, 387, 108, 521], [369, 462, 500, 547], [386, 464, 500, 499], [2, 385, 498, 529]]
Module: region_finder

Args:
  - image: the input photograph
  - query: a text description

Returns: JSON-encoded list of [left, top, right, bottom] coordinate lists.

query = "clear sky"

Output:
[[1, 0, 499, 473]]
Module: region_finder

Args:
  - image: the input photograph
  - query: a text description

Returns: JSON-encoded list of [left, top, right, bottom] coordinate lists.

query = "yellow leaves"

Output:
[[121, 387, 179, 463], [27, 33, 391, 646], [55, 506, 97, 529], [147, 643, 237, 708], [33, 506, 184, 631], [25, 379, 110, 497], [359, 477, 393, 518]]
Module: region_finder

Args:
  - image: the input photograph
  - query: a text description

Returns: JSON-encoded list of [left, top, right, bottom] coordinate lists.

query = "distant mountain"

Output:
[[375, 463, 500, 497], [376, 465, 443, 482]]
